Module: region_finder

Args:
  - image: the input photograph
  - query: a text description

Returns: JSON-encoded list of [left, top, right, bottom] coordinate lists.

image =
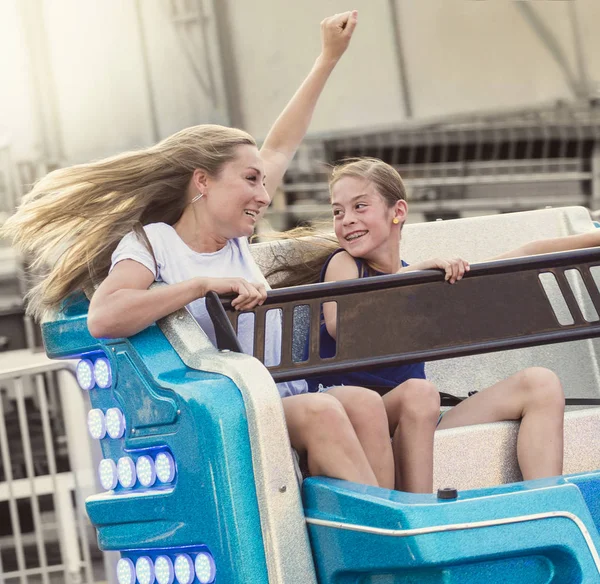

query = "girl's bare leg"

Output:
[[382, 379, 441, 493], [438, 367, 564, 479], [282, 392, 379, 486], [325, 386, 395, 489]]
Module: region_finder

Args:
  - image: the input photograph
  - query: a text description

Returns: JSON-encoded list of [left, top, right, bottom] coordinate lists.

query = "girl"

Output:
[[3, 14, 395, 490], [269, 157, 599, 493]]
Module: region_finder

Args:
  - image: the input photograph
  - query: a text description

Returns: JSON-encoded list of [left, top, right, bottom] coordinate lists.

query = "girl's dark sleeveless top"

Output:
[[306, 248, 426, 392]]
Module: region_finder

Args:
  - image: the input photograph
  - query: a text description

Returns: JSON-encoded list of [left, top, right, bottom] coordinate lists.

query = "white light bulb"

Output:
[[174, 554, 194, 584], [116, 558, 135, 584], [105, 408, 126, 439], [117, 456, 136, 489], [98, 458, 118, 491], [135, 556, 155, 584], [136, 455, 156, 488], [87, 409, 106, 440], [155, 556, 175, 584], [155, 452, 176, 484], [195, 552, 216, 584], [93, 357, 112, 389], [76, 359, 95, 391]]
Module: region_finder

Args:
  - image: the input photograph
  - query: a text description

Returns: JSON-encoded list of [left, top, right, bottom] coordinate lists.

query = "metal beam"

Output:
[[388, 0, 413, 118], [515, 2, 584, 99]]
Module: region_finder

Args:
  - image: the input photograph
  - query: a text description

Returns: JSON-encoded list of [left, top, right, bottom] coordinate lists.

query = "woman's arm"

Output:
[[87, 260, 266, 338], [260, 11, 358, 197], [490, 231, 600, 261]]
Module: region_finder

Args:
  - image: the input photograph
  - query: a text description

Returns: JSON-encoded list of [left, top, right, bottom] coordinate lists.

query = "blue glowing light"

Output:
[[155, 452, 176, 484]]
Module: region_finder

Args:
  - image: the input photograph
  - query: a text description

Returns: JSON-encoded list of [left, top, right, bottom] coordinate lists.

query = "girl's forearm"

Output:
[[492, 231, 600, 261], [88, 278, 206, 339]]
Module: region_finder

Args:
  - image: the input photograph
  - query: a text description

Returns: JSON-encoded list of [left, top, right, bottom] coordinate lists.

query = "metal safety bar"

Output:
[[207, 248, 600, 389]]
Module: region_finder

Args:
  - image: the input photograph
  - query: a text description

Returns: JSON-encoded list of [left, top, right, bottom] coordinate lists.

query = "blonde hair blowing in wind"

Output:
[[3, 124, 255, 321]]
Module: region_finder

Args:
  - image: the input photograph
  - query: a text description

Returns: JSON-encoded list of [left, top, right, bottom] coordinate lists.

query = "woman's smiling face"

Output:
[[203, 144, 271, 239], [331, 176, 397, 259]]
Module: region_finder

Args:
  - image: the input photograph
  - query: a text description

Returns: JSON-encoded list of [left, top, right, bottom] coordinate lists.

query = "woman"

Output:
[[4, 12, 395, 490]]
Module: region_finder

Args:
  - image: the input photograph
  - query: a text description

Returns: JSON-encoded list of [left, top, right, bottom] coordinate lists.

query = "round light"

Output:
[[93, 357, 113, 389], [155, 452, 176, 484], [174, 554, 194, 584], [116, 557, 135, 584], [117, 456, 136, 489], [135, 556, 155, 584], [155, 556, 175, 584], [76, 359, 95, 391], [195, 552, 216, 584], [98, 458, 118, 491], [136, 455, 156, 488], [87, 408, 106, 440], [105, 407, 126, 439]]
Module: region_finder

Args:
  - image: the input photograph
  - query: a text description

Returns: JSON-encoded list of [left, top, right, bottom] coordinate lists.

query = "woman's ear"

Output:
[[191, 168, 209, 193], [394, 199, 408, 224]]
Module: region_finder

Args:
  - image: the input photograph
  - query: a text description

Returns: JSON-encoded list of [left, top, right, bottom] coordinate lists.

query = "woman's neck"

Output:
[[173, 207, 228, 253]]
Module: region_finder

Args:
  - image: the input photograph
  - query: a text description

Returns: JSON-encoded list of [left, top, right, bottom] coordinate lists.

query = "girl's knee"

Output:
[[387, 379, 440, 421], [519, 367, 565, 410], [341, 386, 387, 420]]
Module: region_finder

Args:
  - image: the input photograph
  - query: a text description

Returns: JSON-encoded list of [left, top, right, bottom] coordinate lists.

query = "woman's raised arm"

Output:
[[260, 10, 358, 198]]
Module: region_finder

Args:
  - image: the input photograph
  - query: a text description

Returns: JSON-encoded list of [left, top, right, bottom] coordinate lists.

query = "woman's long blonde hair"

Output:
[[264, 157, 407, 288], [3, 124, 255, 320]]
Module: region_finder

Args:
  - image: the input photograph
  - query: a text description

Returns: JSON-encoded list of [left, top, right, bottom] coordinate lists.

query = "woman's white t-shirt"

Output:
[[110, 222, 307, 398]]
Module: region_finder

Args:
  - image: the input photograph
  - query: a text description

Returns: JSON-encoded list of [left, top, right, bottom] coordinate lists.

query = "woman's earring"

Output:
[[190, 192, 204, 204], [392, 217, 400, 224]]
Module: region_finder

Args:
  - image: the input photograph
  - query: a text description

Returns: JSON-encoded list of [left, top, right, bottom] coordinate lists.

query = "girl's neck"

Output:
[[173, 207, 228, 254], [361, 243, 402, 274]]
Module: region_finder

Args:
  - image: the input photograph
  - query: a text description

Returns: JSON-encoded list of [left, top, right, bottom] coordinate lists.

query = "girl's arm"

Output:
[[321, 250, 360, 340], [87, 260, 266, 339], [398, 258, 469, 284], [490, 231, 600, 261], [260, 11, 358, 198]]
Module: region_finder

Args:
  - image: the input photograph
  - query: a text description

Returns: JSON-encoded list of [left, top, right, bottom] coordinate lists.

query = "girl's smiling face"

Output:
[[331, 176, 406, 261]]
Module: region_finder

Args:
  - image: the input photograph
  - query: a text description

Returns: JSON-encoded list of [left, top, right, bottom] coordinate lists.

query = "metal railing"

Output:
[[0, 352, 104, 584]]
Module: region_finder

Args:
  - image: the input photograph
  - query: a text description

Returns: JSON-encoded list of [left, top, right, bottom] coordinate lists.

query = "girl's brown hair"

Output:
[[264, 157, 407, 288], [3, 124, 255, 320]]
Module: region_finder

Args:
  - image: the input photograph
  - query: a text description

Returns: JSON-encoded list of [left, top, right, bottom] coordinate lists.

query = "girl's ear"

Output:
[[394, 199, 408, 223]]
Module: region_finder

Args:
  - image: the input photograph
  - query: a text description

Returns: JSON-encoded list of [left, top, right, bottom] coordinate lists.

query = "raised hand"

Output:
[[320, 10, 358, 63]]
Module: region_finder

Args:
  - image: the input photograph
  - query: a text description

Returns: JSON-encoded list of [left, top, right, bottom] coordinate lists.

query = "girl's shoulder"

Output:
[[322, 249, 360, 282]]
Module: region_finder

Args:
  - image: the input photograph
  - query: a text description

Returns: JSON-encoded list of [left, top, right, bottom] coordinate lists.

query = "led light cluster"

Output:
[[117, 552, 216, 584], [87, 407, 125, 440], [76, 356, 113, 390], [97, 451, 176, 492]]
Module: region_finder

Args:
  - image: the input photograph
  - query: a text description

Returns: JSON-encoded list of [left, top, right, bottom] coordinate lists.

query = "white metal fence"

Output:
[[0, 351, 107, 584]]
